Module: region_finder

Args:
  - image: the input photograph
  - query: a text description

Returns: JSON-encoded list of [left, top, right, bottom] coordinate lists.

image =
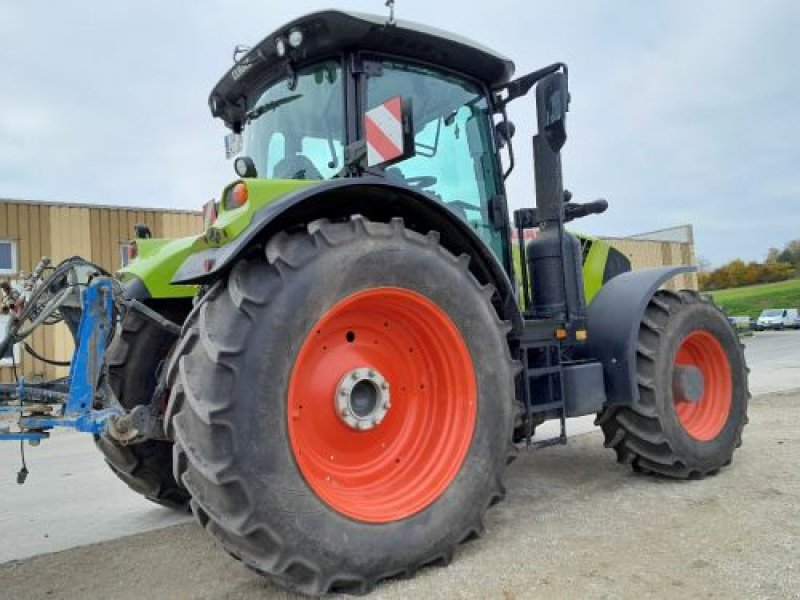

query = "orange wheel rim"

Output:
[[287, 287, 477, 523], [673, 330, 732, 441]]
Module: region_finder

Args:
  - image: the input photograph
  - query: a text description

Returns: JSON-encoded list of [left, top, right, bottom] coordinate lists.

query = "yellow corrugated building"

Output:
[[601, 224, 698, 292], [0, 198, 202, 383]]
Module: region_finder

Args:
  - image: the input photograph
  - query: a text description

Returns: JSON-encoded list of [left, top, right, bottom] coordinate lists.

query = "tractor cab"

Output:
[[210, 10, 513, 259]]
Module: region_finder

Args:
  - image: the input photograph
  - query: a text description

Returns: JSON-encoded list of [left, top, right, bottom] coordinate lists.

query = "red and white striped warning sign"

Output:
[[365, 96, 406, 167]]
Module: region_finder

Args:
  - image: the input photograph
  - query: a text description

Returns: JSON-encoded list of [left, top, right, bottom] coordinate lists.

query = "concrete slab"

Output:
[[742, 329, 800, 395], [3, 390, 798, 599], [0, 432, 191, 563]]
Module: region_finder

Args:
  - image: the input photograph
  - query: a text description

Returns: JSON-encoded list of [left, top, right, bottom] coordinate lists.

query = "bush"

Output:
[[699, 259, 795, 291]]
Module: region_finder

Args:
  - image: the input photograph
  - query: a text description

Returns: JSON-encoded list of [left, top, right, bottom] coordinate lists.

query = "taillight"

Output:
[[128, 241, 138, 261]]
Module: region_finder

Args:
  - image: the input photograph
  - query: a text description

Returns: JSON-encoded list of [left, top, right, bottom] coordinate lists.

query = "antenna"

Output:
[[385, 0, 396, 26]]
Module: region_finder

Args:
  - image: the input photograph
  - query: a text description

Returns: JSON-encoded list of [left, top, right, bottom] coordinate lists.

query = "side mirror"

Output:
[[495, 120, 516, 148], [365, 96, 415, 168], [234, 155, 258, 178], [535, 72, 569, 153]]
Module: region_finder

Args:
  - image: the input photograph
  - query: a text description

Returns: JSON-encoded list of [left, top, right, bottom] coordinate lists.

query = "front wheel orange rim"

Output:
[[673, 330, 732, 441], [287, 287, 477, 523]]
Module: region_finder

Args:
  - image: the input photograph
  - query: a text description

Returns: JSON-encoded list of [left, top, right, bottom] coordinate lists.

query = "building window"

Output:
[[0, 240, 17, 275], [0, 314, 21, 367]]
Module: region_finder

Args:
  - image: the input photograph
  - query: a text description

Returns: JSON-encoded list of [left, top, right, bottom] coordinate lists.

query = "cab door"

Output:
[[363, 58, 510, 272]]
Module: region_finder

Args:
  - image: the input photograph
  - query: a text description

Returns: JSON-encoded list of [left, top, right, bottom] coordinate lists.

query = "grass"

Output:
[[708, 278, 800, 319]]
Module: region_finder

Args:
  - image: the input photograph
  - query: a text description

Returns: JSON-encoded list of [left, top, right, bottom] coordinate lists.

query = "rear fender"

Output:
[[584, 266, 696, 406], [171, 177, 523, 332]]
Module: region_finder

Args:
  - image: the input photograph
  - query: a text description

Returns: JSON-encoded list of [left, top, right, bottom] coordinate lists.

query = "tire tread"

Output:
[[597, 290, 749, 478], [165, 216, 519, 595]]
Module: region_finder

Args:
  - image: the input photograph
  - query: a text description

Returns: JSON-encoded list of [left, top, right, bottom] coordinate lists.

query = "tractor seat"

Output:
[[273, 154, 323, 180]]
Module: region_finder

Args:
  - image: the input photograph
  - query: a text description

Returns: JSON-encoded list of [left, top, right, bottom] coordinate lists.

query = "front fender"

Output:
[[119, 237, 199, 299], [172, 177, 523, 332], [585, 266, 696, 406]]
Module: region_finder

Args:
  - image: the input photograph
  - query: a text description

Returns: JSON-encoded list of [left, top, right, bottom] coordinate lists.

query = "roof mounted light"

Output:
[[288, 29, 304, 48], [234, 156, 257, 178], [209, 94, 224, 117], [276, 37, 287, 57]]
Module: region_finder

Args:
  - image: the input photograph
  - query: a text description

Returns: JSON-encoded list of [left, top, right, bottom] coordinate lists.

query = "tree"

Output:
[[766, 247, 781, 263], [698, 239, 799, 292], [773, 239, 800, 273], [698, 258, 795, 291], [727, 259, 747, 287], [787, 240, 800, 269], [742, 262, 761, 286]]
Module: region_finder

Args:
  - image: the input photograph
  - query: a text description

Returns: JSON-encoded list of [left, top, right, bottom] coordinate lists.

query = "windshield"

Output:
[[760, 309, 783, 317], [367, 61, 504, 258], [243, 60, 345, 180]]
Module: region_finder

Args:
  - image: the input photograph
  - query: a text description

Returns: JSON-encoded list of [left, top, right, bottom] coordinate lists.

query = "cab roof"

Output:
[[209, 10, 515, 130]]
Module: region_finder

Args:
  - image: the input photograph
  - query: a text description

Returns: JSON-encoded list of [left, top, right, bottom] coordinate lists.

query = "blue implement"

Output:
[[0, 277, 123, 440]]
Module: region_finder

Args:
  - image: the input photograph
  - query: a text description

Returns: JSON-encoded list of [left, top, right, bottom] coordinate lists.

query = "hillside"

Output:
[[709, 279, 800, 318]]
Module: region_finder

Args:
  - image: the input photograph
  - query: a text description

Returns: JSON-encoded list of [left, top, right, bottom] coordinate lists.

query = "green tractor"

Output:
[[95, 10, 748, 595]]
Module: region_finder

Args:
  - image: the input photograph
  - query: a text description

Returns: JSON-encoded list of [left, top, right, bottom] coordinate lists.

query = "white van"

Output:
[[755, 308, 799, 330]]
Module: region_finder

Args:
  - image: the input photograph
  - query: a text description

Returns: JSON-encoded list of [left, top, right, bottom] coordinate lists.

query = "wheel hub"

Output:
[[673, 365, 704, 403], [335, 367, 391, 430]]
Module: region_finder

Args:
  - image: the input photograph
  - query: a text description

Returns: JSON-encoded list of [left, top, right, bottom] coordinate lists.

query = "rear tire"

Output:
[[95, 304, 190, 510], [164, 217, 517, 595], [597, 290, 749, 478]]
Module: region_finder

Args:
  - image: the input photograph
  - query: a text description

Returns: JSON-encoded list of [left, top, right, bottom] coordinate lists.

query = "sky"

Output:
[[1, 1, 798, 267]]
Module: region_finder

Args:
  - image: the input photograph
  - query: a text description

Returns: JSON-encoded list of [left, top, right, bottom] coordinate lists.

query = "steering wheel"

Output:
[[403, 175, 437, 190]]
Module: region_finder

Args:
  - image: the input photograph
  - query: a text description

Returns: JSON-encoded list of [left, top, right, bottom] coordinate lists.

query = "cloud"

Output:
[[499, 1, 800, 265], [1, 0, 798, 266]]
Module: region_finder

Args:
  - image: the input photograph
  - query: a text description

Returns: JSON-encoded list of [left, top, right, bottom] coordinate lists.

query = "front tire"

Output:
[[165, 217, 517, 595], [597, 290, 749, 478], [95, 304, 190, 510]]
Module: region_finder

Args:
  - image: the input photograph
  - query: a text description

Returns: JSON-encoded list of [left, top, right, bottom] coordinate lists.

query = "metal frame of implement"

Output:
[[0, 278, 121, 442]]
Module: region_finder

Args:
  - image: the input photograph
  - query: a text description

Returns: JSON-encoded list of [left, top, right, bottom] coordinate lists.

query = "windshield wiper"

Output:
[[244, 94, 303, 123]]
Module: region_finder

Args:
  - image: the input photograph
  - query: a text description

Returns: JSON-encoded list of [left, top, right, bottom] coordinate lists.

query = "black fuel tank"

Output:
[[527, 227, 586, 321]]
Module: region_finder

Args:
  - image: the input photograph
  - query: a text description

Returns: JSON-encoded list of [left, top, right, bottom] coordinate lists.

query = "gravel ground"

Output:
[[1, 390, 798, 600]]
